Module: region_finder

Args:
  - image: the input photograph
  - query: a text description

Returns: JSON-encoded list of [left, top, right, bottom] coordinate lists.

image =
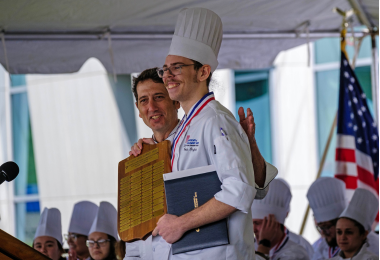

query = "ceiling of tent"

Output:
[[0, 0, 375, 74]]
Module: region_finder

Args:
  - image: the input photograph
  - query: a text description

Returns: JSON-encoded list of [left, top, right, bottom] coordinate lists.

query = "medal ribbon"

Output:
[[329, 246, 340, 258], [170, 92, 215, 169], [272, 232, 289, 258]]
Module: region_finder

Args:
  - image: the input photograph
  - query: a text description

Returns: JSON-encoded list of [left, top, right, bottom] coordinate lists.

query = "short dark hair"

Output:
[[132, 68, 163, 101], [191, 60, 212, 87]]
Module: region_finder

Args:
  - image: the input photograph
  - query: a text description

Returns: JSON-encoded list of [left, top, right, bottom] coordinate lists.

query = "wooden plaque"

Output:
[[117, 141, 171, 242]]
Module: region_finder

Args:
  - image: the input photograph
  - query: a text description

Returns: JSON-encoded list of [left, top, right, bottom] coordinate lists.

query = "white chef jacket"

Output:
[[124, 92, 277, 260], [313, 231, 379, 260], [326, 243, 379, 260], [254, 232, 310, 260], [313, 237, 323, 255], [286, 227, 314, 259], [270, 233, 310, 260]]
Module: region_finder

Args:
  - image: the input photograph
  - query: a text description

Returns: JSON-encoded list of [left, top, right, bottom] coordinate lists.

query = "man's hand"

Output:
[[238, 107, 256, 146], [238, 107, 266, 187], [259, 214, 280, 247], [68, 249, 77, 260], [152, 214, 186, 244], [129, 138, 155, 156]]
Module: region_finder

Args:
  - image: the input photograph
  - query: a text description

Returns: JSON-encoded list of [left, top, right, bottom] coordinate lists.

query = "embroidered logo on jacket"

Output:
[[184, 136, 199, 152]]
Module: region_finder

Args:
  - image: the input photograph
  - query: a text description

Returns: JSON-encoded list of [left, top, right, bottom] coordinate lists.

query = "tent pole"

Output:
[[370, 34, 379, 125], [299, 113, 338, 234]]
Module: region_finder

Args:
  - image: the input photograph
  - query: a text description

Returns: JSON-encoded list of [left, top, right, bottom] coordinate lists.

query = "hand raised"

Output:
[[238, 107, 256, 145], [259, 214, 280, 247]]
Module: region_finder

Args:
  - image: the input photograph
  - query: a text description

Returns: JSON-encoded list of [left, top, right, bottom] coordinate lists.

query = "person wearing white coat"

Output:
[[276, 178, 314, 258], [327, 188, 379, 260], [129, 7, 278, 260], [66, 201, 99, 260], [125, 16, 277, 260], [307, 178, 379, 260], [87, 202, 119, 260], [33, 207, 65, 260], [252, 179, 310, 260]]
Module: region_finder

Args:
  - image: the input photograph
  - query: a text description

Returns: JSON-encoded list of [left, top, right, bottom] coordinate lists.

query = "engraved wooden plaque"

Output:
[[118, 141, 171, 242]]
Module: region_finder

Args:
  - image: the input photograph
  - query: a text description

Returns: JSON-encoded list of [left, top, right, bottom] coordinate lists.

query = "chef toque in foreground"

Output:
[[68, 201, 99, 235], [307, 177, 347, 223], [251, 178, 291, 224], [339, 188, 379, 231], [88, 201, 119, 240], [168, 7, 223, 72], [34, 207, 63, 245]]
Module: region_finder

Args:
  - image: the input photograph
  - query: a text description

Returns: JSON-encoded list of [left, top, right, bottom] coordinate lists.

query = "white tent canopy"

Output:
[[0, 0, 376, 74]]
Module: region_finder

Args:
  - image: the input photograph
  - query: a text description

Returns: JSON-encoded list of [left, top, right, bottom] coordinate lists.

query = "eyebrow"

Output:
[[139, 92, 166, 101], [163, 62, 185, 68]]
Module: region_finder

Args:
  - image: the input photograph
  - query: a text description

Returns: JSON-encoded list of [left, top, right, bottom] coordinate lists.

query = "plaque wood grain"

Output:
[[118, 141, 171, 242]]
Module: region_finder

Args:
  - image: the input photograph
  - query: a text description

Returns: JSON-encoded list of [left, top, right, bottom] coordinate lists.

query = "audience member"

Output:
[[33, 207, 65, 260], [66, 201, 98, 260], [328, 188, 379, 260], [87, 202, 118, 260]]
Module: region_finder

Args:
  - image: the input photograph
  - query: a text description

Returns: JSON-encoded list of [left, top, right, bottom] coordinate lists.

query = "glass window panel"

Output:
[[315, 66, 373, 177], [314, 35, 378, 64], [11, 92, 38, 195], [235, 71, 272, 163], [15, 201, 40, 245]]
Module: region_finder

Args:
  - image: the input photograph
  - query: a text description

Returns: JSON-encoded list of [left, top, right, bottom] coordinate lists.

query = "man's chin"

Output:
[[325, 237, 338, 248]]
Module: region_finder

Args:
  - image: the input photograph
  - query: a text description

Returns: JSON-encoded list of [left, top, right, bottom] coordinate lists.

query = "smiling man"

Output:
[[138, 7, 277, 260]]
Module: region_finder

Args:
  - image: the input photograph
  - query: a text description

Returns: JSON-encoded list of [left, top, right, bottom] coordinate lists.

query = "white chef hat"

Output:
[[68, 201, 98, 235], [251, 179, 292, 224], [340, 188, 379, 231], [168, 7, 223, 72], [307, 177, 347, 223], [34, 207, 63, 245], [88, 201, 118, 241], [276, 178, 292, 213]]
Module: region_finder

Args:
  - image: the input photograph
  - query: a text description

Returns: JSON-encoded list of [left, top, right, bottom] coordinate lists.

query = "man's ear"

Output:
[[198, 65, 211, 82]]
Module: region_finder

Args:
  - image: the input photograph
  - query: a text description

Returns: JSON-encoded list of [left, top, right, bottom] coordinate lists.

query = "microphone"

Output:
[[0, 161, 19, 185]]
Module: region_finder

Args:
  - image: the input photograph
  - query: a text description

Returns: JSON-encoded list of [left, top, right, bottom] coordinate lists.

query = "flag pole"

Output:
[[299, 113, 338, 234], [299, 15, 347, 235], [370, 33, 379, 125]]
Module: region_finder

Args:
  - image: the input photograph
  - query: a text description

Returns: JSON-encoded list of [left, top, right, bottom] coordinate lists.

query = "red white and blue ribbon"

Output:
[[272, 232, 289, 259], [170, 92, 215, 169], [329, 246, 340, 258]]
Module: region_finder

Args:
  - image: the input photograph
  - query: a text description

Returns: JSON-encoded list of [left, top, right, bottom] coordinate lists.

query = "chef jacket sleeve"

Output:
[[254, 161, 278, 199], [206, 114, 257, 214]]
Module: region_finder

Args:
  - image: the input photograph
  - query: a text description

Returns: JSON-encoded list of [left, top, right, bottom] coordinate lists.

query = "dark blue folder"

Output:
[[164, 166, 229, 254]]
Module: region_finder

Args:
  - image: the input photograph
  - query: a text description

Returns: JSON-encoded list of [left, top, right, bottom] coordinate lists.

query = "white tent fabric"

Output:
[[26, 58, 128, 234], [0, 0, 371, 74]]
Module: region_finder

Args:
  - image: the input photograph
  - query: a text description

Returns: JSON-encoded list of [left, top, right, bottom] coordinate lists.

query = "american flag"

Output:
[[335, 51, 379, 209]]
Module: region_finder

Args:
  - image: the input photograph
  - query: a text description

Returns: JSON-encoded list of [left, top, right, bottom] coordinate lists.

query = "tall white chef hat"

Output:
[[276, 178, 291, 213], [88, 201, 118, 240], [340, 188, 379, 231], [251, 179, 292, 224], [34, 207, 63, 245], [68, 201, 98, 235], [307, 177, 347, 223], [168, 7, 223, 72]]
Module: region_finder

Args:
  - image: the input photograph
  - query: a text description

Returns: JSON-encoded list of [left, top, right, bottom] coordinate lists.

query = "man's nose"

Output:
[[42, 245, 47, 253], [147, 100, 158, 111]]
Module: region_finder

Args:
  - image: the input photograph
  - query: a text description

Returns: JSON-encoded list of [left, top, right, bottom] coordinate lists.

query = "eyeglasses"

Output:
[[316, 223, 335, 234], [156, 64, 195, 78], [64, 233, 85, 241], [86, 239, 110, 248]]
